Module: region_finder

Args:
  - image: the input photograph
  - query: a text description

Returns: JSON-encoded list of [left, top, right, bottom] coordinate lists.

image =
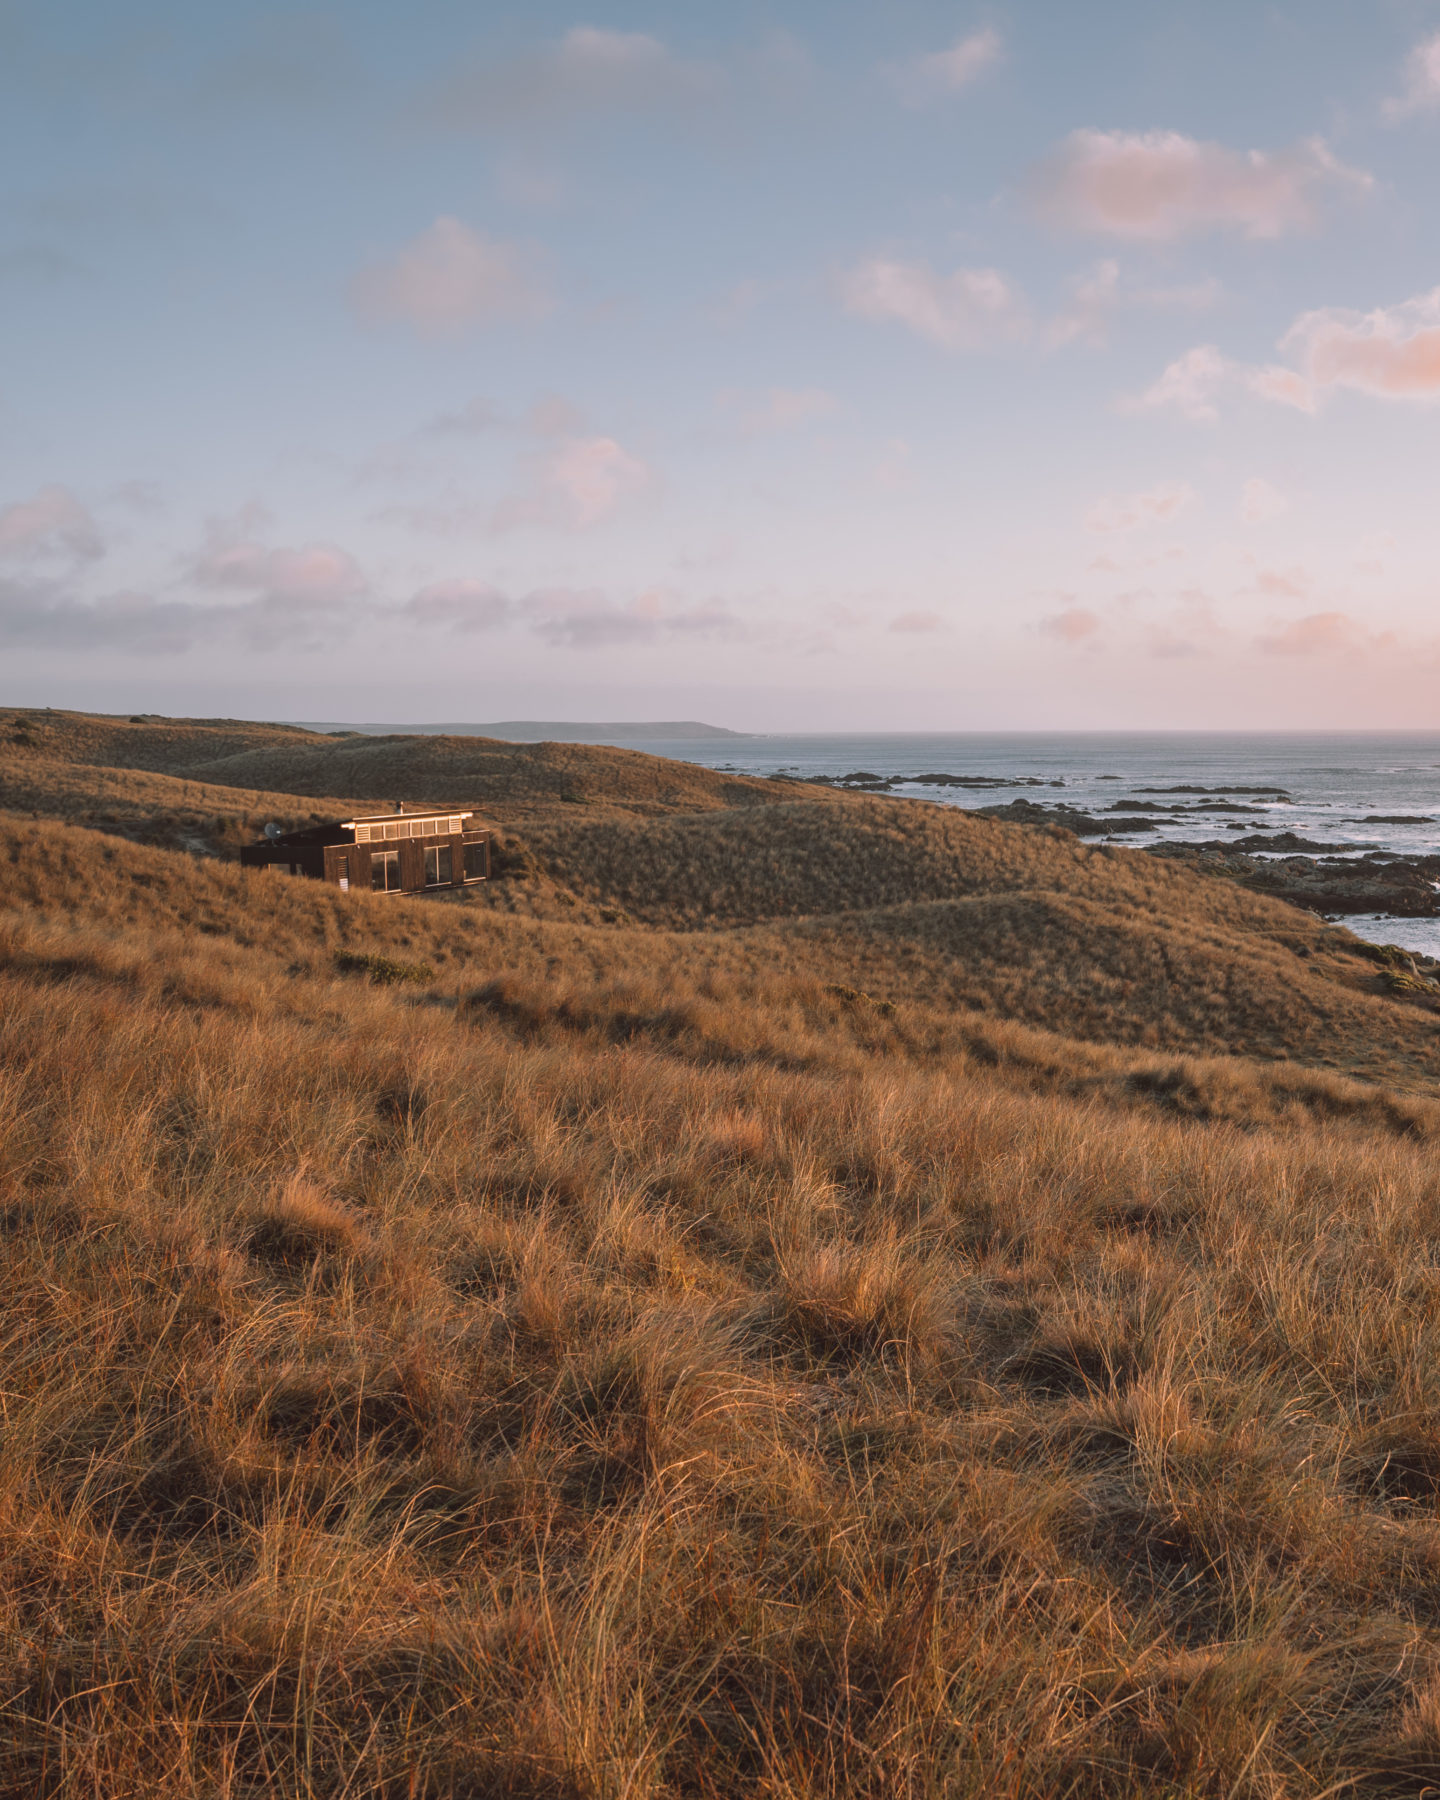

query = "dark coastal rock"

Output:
[[909, 772, 1054, 788], [805, 771, 1056, 791], [976, 799, 1153, 835], [1148, 841, 1440, 916], [1135, 784, 1292, 797], [1229, 832, 1358, 853], [1187, 800, 1275, 813], [1350, 815, 1435, 825]]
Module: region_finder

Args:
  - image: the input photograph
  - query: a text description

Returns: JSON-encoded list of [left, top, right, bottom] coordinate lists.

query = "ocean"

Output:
[[627, 730, 1440, 957]]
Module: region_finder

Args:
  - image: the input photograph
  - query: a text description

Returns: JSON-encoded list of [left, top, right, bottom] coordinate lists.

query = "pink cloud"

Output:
[[0, 485, 103, 561], [720, 386, 839, 433], [1258, 611, 1369, 655], [1031, 130, 1370, 241], [480, 434, 652, 533], [537, 27, 681, 95], [434, 27, 714, 128], [545, 436, 649, 526], [1248, 365, 1314, 410], [1084, 482, 1194, 534], [1040, 606, 1102, 644], [1132, 344, 1231, 422], [1137, 286, 1440, 422], [1046, 258, 1221, 348], [1239, 479, 1287, 523], [193, 525, 367, 609], [1384, 32, 1440, 119], [1281, 289, 1440, 400], [888, 609, 944, 633], [352, 217, 548, 336], [891, 29, 1002, 104], [1133, 344, 1315, 422], [1254, 566, 1308, 599], [841, 258, 1027, 350]]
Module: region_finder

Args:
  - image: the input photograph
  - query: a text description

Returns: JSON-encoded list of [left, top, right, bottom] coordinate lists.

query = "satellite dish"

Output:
[[264, 822, 282, 843]]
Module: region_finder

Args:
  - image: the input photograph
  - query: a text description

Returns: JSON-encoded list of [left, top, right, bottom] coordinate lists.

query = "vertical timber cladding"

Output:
[[244, 810, 489, 892], [324, 843, 369, 891], [321, 824, 487, 893]]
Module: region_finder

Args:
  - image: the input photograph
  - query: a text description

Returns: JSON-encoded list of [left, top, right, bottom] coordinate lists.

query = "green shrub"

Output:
[[333, 949, 435, 986]]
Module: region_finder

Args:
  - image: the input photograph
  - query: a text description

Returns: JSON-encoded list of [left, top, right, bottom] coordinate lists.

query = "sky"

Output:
[[4, 1, 1440, 731]]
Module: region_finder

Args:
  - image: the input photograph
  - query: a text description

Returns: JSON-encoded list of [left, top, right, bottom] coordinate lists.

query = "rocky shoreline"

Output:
[[1148, 842, 1440, 918], [802, 770, 1064, 791], [968, 800, 1440, 917], [780, 775, 1440, 922]]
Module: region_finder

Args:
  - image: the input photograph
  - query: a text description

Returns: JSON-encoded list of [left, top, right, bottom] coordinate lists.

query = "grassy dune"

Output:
[[6, 713, 1440, 1796], [1, 706, 800, 824]]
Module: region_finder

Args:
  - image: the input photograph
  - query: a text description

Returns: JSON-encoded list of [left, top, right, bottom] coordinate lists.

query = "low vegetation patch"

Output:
[[333, 947, 435, 984]]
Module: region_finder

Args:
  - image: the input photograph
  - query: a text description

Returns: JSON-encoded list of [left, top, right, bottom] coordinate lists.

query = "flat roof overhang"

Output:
[[340, 810, 476, 829]]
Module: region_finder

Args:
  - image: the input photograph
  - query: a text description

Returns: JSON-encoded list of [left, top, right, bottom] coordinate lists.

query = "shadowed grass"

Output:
[[7, 714, 1440, 1793]]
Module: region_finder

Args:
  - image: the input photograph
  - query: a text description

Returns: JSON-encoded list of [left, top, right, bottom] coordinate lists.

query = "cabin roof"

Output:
[[340, 808, 474, 828], [251, 808, 482, 850]]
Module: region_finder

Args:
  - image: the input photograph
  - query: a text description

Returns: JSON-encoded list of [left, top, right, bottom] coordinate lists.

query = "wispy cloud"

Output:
[[0, 485, 103, 562], [1045, 258, 1221, 348], [399, 580, 747, 648], [718, 386, 839, 433], [1084, 482, 1195, 534], [374, 430, 648, 540], [841, 258, 1027, 350], [524, 589, 744, 648], [1138, 286, 1440, 421], [420, 397, 504, 437], [191, 526, 368, 609], [1131, 344, 1313, 422], [1030, 130, 1370, 240], [1252, 565, 1309, 599], [1384, 32, 1440, 119], [1257, 610, 1392, 655], [494, 435, 652, 531], [0, 579, 229, 653], [890, 28, 1002, 104], [431, 27, 716, 130], [1239, 478, 1287, 523], [1281, 289, 1440, 401], [0, 549, 744, 659], [1039, 605, 1102, 644], [352, 218, 549, 337]]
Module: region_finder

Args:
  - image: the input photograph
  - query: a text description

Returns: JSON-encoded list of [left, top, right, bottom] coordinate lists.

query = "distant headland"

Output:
[[296, 719, 750, 743]]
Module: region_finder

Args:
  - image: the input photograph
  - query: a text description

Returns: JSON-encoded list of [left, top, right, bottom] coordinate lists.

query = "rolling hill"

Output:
[[6, 708, 1440, 1795]]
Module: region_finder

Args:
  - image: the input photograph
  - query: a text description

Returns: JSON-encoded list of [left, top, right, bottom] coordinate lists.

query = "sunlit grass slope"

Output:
[[6, 713, 1440, 1795], [1, 705, 804, 823]]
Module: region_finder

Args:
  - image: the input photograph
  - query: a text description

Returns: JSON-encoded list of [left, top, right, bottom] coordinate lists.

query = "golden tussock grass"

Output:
[[0, 706, 805, 825], [6, 714, 1440, 1795]]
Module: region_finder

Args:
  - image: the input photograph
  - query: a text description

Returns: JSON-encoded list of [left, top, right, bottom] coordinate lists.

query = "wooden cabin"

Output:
[[240, 807, 490, 894]]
